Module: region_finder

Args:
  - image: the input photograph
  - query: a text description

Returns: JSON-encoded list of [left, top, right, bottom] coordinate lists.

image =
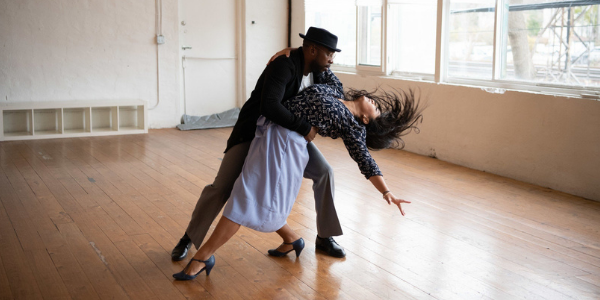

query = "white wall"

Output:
[[0, 0, 294, 127], [0, 0, 181, 129], [336, 73, 600, 201]]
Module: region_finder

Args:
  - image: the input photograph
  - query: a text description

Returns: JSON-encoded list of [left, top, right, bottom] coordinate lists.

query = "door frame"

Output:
[[237, 0, 246, 108]]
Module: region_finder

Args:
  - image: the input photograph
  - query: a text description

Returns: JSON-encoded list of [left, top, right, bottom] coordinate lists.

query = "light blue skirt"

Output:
[[222, 116, 310, 232]]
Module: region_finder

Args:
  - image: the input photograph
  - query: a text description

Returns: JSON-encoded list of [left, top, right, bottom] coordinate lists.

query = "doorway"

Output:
[[179, 0, 243, 117]]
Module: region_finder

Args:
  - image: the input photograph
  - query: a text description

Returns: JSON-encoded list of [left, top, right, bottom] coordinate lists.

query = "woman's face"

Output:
[[356, 95, 381, 124]]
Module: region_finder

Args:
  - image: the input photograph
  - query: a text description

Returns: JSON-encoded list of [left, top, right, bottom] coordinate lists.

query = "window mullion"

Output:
[[355, 5, 359, 69], [434, 0, 444, 83], [492, 0, 500, 80], [492, 0, 508, 81], [383, 0, 389, 75], [441, 0, 451, 83]]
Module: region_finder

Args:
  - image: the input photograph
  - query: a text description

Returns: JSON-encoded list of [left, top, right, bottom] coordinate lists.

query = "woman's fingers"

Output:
[[392, 199, 408, 216], [384, 194, 411, 215], [267, 49, 292, 65]]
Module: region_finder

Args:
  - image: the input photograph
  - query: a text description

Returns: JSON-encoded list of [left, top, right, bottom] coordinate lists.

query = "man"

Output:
[[172, 27, 346, 260]]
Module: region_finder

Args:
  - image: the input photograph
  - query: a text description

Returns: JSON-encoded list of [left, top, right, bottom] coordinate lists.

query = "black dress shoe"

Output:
[[171, 235, 192, 261], [315, 236, 346, 258]]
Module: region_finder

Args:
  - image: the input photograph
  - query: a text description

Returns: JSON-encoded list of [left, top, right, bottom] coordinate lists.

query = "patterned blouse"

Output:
[[284, 70, 382, 179]]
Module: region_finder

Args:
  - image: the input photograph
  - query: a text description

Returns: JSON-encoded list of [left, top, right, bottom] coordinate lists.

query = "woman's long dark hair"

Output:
[[346, 87, 424, 150]]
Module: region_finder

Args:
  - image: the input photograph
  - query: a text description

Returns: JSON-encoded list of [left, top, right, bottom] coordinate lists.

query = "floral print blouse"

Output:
[[284, 70, 382, 179]]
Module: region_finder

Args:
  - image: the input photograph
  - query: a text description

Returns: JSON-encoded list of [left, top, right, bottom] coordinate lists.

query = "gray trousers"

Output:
[[186, 141, 343, 249]]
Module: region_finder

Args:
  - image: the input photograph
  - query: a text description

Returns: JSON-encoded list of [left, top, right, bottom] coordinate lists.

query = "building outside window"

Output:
[[498, 0, 600, 87]]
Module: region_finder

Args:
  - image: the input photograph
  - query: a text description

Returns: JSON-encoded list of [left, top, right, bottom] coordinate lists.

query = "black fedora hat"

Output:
[[299, 27, 341, 52]]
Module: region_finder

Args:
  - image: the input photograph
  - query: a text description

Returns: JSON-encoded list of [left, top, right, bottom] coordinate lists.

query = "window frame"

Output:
[[387, 0, 438, 81], [326, 0, 600, 99], [355, 3, 387, 75]]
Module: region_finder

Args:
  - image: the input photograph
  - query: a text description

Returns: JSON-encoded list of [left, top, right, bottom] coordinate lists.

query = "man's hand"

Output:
[[304, 126, 319, 142], [383, 192, 411, 216], [267, 47, 295, 65]]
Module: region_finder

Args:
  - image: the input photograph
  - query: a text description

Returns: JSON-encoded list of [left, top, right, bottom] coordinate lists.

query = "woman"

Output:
[[173, 70, 423, 280]]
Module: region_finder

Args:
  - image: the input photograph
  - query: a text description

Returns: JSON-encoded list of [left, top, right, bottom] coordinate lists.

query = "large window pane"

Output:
[[499, 0, 600, 87], [305, 0, 356, 67], [358, 5, 382, 66], [448, 0, 496, 79], [389, 0, 437, 74]]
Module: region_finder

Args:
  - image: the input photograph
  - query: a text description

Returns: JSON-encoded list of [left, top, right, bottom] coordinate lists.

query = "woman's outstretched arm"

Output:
[[368, 175, 411, 216]]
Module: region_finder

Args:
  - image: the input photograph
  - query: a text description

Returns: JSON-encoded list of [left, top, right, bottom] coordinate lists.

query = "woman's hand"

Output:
[[383, 192, 411, 216], [367, 176, 410, 215], [267, 47, 295, 65]]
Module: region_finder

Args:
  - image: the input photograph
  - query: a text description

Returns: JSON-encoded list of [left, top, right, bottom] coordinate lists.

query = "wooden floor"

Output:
[[0, 127, 599, 300]]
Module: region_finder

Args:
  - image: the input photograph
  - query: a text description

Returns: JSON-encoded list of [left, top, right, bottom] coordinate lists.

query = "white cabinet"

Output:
[[1, 100, 147, 141]]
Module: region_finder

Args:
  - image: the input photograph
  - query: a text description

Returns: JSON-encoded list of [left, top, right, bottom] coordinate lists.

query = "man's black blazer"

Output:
[[226, 47, 316, 152]]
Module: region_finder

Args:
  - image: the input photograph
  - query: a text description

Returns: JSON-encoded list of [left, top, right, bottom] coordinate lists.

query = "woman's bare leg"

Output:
[[274, 224, 302, 252], [183, 216, 240, 275]]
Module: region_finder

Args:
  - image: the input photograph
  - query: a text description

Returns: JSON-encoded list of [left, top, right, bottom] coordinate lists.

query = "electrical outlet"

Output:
[[157, 35, 165, 44]]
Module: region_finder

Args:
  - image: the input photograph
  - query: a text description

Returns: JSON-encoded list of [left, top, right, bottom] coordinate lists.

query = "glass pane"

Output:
[[305, 0, 356, 67], [499, 0, 600, 87], [448, 0, 496, 79], [389, 1, 437, 74], [358, 6, 382, 66]]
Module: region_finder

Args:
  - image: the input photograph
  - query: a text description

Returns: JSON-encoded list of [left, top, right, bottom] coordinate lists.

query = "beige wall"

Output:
[[337, 73, 600, 201]]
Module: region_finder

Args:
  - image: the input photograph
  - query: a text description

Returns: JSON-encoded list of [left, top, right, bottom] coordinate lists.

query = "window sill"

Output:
[[332, 66, 600, 100], [444, 78, 600, 100]]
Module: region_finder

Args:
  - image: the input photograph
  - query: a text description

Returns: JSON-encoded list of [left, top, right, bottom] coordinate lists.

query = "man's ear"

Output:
[[310, 45, 318, 56]]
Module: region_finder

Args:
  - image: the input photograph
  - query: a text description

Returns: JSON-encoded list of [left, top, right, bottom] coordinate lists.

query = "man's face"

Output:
[[310, 45, 335, 73]]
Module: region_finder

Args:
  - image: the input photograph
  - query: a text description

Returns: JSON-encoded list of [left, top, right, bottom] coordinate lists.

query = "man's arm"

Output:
[[259, 57, 312, 137]]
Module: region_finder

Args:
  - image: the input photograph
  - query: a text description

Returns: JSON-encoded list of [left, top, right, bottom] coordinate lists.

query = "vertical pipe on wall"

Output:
[[150, 0, 163, 110], [238, 0, 246, 107], [288, 0, 292, 47]]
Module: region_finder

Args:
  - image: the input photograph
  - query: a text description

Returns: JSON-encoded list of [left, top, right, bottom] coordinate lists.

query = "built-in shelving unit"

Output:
[[1, 100, 147, 141]]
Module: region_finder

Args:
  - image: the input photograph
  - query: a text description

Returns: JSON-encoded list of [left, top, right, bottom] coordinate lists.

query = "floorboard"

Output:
[[0, 127, 598, 299]]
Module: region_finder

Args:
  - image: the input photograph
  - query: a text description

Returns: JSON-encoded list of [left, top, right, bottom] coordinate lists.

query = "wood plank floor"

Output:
[[0, 127, 599, 300]]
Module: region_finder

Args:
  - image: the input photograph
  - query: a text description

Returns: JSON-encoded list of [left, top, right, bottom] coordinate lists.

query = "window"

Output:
[[447, 0, 496, 80], [389, 0, 438, 75], [497, 0, 600, 87], [305, 0, 600, 95], [358, 2, 382, 66], [305, 0, 356, 67]]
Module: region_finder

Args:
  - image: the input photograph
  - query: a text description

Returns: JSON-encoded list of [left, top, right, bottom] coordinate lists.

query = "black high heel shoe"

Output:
[[173, 255, 215, 281], [268, 238, 304, 257]]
